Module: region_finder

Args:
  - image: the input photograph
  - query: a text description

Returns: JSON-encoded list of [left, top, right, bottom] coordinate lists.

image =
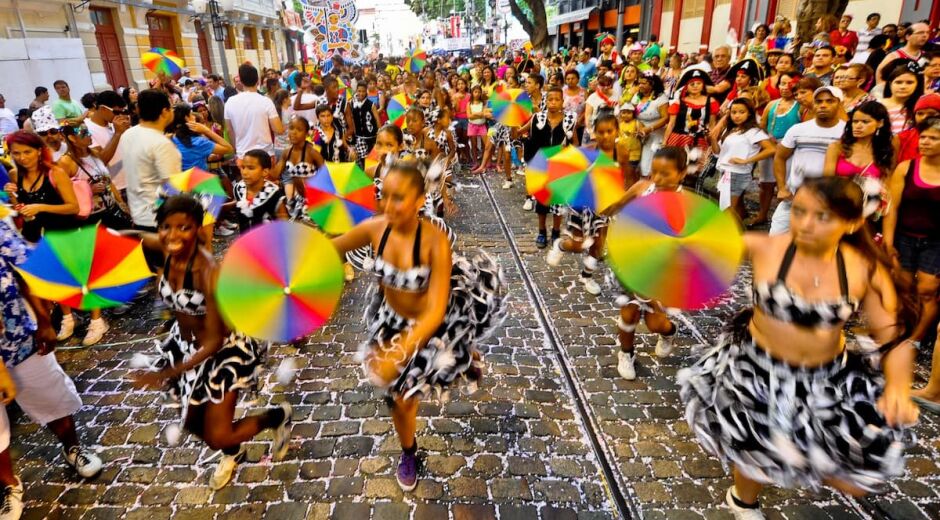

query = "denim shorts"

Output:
[[896, 233, 940, 276]]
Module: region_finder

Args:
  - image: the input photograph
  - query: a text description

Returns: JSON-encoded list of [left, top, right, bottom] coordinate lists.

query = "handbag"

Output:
[[50, 168, 93, 219]]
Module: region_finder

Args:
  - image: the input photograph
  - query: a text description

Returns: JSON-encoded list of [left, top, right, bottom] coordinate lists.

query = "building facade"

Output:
[[550, 0, 645, 51], [0, 0, 295, 113], [653, 0, 938, 55]]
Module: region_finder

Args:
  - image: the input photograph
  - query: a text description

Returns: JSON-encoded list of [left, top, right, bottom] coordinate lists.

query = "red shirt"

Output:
[[829, 30, 859, 54], [898, 128, 920, 164]]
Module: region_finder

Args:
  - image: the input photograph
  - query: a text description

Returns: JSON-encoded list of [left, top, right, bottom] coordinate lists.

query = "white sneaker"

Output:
[[726, 487, 765, 519], [271, 402, 293, 461], [56, 314, 74, 341], [582, 254, 598, 272], [522, 198, 534, 211], [82, 318, 109, 346], [0, 478, 23, 520], [581, 277, 601, 295], [62, 446, 103, 478], [655, 334, 675, 358], [617, 350, 636, 380], [546, 239, 564, 266], [214, 226, 236, 237], [501, 180, 513, 189], [210, 446, 245, 490]]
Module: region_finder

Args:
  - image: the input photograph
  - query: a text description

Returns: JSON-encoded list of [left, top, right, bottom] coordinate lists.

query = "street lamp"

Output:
[[193, 0, 232, 81]]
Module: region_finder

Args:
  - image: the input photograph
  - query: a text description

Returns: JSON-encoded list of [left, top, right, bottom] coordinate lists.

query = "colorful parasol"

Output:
[[141, 48, 185, 78], [540, 146, 625, 213], [402, 48, 427, 73], [606, 190, 744, 310], [488, 88, 533, 127], [160, 168, 227, 226], [524, 144, 564, 204], [337, 77, 353, 103], [364, 147, 381, 175], [387, 93, 411, 128], [305, 162, 377, 235], [16, 224, 152, 310], [215, 221, 344, 342]]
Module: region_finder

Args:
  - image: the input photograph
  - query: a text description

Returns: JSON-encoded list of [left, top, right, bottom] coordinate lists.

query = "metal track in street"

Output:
[[478, 174, 636, 520]]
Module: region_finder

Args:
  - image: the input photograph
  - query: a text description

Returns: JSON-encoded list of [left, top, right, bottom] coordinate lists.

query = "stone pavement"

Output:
[[8, 169, 940, 519]]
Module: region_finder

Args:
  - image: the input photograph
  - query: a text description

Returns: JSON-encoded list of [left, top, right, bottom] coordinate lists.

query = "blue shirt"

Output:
[[173, 136, 217, 171], [576, 61, 597, 89], [0, 221, 37, 367]]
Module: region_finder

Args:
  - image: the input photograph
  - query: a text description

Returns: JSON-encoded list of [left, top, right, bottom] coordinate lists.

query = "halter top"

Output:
[[372, 222, 430, 292], [285, 142, 318, 178], [753, 243, 858, 328], [159, 248, 208, 316]]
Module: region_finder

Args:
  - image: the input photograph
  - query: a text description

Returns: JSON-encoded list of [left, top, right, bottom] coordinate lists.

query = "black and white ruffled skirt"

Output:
[[677, 315, 914, 492], [153, 321, 267, 408], [565, 206, 610, 239], [360, 251, 507, 400]]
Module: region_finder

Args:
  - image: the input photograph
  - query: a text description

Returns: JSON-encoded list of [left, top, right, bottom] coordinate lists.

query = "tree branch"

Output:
[[507, 0, 535, 35]]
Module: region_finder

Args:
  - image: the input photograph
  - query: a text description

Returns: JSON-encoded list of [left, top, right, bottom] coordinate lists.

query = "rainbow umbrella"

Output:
[[489, 88, 533, 127], [544, 147, 625, 213], [337, 77, 353, 103], [305, 163, 377, 235], [364, 147, 381, 175], [160, 168, 227, 226], [606, 190, 744, 310], [215, 222, 344, 342], [402, 48, 427, 73], [141, 47, 185, 78], [16, 224, 152, 310], [525, 145, 564, 204], [387, 93, 411, 128]]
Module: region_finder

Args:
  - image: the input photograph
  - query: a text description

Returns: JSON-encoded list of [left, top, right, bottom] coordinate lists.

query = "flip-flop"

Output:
[[912, 396, 940, 415]]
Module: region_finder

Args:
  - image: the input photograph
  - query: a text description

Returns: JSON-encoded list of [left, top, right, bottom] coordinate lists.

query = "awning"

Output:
[[549, 7, 597, 27]]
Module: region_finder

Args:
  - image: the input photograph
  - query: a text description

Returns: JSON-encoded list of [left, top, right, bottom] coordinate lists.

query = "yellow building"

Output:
[[0, 0, 287, 112]]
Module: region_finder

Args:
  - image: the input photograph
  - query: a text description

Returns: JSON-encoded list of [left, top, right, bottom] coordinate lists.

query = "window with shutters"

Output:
[[225, 25, 235, 50], [262, 30, 271, 50], [663, 0, 674, 10]]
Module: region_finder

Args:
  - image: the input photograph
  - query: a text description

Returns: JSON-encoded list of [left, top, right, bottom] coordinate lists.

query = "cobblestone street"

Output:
[[9, 170, 940, 520]]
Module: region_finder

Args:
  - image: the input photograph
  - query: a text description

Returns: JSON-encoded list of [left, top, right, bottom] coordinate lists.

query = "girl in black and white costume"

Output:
[[273, 116, 324, 223], [547, 111, 632, 296], [131, 195, 291, 492], [332, 161, 506, 493], [520, 86, 578, 249], [603, 147, 685, 380], [677, 176, 919, 519]]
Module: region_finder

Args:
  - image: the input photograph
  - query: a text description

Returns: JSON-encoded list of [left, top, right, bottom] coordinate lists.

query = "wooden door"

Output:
[[91, 7, 129, 88], [147, 14, 178, 53], [194, 20, 212, 73]]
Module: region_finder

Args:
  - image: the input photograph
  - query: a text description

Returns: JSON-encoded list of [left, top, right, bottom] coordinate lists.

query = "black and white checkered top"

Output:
[[158, 248, 207, 316]]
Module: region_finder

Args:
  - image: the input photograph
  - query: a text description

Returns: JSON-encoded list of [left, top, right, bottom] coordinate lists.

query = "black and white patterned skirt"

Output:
[[153, 322, 267, 408], [677, 315, 914, 492], [360, 251, 507, 400], [565, 207, 610, 239]]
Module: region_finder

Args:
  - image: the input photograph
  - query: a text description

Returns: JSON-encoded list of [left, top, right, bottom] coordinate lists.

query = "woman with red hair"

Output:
[[2, 130, 79, 242]]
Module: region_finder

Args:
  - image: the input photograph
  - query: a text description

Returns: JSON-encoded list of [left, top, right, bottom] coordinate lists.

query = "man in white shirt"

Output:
[[224, 63, 284, 158], [118, 89, 181, 230], [84, 91, 130, 191], [0, 94, 17, 135], [856, 13, 881, 54], [770, 86, 846, 235], [291, 75, 320, 124]]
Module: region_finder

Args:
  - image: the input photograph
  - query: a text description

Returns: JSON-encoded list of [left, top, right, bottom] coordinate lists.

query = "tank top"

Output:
[[887, 106, 911, 134], [766, 99, 802, 140], [834, 155, 879, 179], [16, 170, 75, 242], [351, 98, 377, 139], [468, 102, 485, 125], [899, 160, 940, 238]]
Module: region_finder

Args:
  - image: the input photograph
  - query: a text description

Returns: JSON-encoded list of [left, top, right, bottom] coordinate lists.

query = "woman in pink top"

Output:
[[824, 101, 895, 219], [450, 77, 471, 163]]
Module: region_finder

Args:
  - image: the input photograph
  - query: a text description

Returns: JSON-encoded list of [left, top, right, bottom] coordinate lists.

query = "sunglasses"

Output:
[[37, 128, 60, 137], [75, 126, 91, 138]]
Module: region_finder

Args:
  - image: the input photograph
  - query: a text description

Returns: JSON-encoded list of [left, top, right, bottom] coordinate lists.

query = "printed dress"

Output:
[[677, 244, 914, 492], [149, 250, 266, 416], [361, 221, 507, 401]]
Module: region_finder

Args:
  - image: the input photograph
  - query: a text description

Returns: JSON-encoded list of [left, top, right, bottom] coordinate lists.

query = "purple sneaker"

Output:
[[396, 450, 418, 491]]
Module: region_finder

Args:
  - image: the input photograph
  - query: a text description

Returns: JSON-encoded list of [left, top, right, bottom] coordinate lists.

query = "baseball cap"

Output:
[[30, 106, 59, 133], [813, 85, 844, 101]]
